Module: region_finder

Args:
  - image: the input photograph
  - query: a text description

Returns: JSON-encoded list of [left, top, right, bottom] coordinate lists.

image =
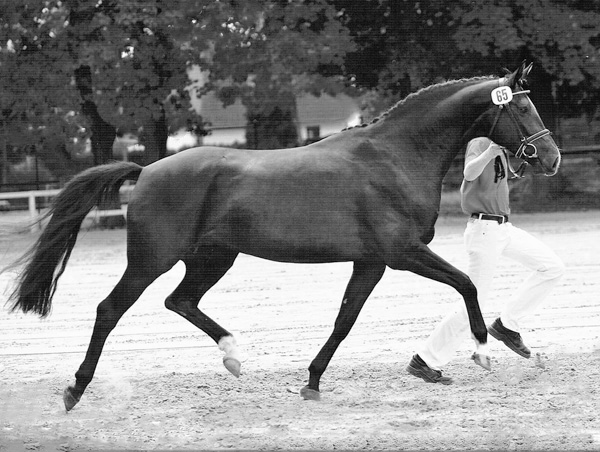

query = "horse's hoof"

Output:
[[471, 352, 492, 371], [300, 386, 321, 401], [223, 357, 241, 378], [63, 386, 81, 412]]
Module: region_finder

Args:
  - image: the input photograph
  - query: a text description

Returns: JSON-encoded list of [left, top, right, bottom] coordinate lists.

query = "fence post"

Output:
[[27, 192, 40, 233]]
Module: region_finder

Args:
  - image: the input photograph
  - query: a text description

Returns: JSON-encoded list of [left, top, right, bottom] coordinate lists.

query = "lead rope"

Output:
[[502, 148, 529, 179]]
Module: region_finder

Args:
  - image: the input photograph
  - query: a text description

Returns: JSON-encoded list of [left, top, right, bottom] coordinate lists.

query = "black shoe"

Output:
[[406, 354, 453, 384], [488, 318, 531, 359]]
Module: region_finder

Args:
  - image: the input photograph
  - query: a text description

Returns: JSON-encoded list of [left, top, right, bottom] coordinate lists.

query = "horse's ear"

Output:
[[505, 62, 526, 88], [522, 62, 533, 81]]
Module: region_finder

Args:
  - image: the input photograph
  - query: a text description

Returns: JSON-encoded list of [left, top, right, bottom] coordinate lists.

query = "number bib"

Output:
[[491, 86, 513, 105]]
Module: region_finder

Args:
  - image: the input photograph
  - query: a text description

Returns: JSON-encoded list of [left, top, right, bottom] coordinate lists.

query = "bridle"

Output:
[[487, 85, 552, 177]]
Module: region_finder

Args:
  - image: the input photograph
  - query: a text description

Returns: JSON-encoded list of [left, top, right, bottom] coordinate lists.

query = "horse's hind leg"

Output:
[[63, 265, 159, 411], [164, 249, 242, 376], [301, 260, 386, 401]]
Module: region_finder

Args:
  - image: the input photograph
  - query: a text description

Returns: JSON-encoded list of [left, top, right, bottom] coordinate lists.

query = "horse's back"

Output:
[[126, 144, 378, 264]]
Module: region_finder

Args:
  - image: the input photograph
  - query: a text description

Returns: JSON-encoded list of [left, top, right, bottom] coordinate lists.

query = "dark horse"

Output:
[[7, 63, 560, 411]]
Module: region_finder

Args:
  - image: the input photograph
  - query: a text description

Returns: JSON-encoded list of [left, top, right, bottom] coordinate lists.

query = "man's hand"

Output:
[[464, 140, 506, 181], [485, 143, 505, 159]]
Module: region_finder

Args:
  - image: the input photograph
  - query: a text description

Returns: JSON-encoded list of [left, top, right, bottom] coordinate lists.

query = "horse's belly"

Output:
[[208, 206, 370, 263], [236, 238, 365, 264], [244, 228, 364, 264]]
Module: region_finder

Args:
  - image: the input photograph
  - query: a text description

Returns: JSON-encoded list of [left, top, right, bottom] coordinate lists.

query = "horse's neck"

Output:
[[375, 80, 494, 177]]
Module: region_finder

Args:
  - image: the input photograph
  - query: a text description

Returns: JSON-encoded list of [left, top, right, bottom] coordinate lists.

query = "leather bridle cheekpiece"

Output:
[[487, 81, 552, 177]]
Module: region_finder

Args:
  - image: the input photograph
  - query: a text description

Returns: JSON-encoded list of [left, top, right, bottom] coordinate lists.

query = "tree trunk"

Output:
[[80, 100, 116, 166], [140, 107, 169, 165], [245, 89, 298, 150], [74, 65, 122, 227], [74, 65, 116, 166]]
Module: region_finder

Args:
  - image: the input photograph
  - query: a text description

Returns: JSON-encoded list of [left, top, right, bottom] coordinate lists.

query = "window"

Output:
[[306, 126, 321, 144]]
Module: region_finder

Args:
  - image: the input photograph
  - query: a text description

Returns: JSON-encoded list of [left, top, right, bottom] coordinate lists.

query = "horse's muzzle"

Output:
[[542, 153, 561, 177]]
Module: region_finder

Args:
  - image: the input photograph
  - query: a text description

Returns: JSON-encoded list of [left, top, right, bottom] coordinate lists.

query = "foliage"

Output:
[[331, 0, 465, 108], [0, 0, 356, 172], [2, 0, 600, 180], [333, 0, 600, 122], [0, 0, 194, 172], [201, 0, 355, 149], [451, 0, 600, 119]]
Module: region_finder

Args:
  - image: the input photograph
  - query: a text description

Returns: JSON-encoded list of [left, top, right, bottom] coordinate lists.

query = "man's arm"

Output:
[[463, 141, 504, 181]]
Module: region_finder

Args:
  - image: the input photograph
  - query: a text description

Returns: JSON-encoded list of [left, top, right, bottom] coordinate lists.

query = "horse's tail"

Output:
[[6, 161, 144, 317]]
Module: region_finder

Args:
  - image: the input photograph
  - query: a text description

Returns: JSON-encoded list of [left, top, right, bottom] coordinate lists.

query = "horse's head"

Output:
[[486, 62, 561, 176]]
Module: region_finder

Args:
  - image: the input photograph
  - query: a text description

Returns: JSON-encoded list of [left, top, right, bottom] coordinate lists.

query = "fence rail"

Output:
[[0, 185, 134, 233], [561, 145, 600, 155]]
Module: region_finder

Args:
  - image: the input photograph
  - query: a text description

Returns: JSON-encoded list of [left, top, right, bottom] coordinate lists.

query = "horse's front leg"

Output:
[[301, 260, 386, 400], [391, 244, 490, 366]]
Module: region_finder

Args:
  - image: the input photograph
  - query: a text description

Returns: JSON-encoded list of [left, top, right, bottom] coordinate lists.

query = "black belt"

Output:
[[471, 213, 509, 224]]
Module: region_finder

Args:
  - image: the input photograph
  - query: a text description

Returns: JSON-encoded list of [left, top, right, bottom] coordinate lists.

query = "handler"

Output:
[[406, 137, 565, 384]]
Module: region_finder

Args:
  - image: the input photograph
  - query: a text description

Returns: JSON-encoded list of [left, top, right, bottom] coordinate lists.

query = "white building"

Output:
[[184, 66, 362, 148], [194, 90, 362, 147]]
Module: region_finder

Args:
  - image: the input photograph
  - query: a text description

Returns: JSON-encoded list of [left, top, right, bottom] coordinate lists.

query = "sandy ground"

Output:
[[1, 210, 599, 451]]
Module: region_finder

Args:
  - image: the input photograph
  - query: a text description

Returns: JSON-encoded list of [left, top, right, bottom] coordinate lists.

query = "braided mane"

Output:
[[345, 75, 495, 131]]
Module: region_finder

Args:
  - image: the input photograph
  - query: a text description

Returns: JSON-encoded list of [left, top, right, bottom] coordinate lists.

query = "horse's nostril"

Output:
[[552, 156, 560, 170], [544, 156, 561, 176]]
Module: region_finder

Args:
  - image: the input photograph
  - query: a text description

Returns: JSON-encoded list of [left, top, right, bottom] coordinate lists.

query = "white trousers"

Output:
[[419, 218, 565, 370]]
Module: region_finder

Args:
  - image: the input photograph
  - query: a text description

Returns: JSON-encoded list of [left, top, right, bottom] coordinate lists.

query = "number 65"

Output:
[[491, 86, 513, 105]]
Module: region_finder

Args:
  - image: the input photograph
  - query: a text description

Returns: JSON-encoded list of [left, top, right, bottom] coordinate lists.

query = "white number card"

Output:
[[491, 86, 513, 105]]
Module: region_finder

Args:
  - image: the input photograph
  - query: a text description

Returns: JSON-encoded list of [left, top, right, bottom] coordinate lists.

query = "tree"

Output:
[[1, 0, 355, 177], [329, 0, 464, 117], [451, 0, 600, 131], [0, 1, 77, 183], [325, 0, 600, 209], [48, 0, 198, 165], [331, 0, 600, 128], [448, 0, 600, 207], [201, 0, 355, 149]]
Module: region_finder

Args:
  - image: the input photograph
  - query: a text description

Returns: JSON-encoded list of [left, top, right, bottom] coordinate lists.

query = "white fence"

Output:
[[0, 185, 134, 233]]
